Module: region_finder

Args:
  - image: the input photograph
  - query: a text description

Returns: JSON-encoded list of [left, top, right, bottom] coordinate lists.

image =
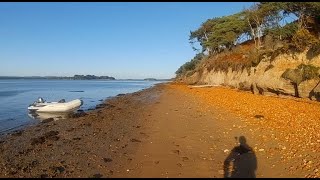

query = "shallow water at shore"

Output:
[[0, 79, 162, 134]]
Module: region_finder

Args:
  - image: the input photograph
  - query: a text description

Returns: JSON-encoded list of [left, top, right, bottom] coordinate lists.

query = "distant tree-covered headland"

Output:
[[73, 75, 115, 80], [176, 2, 320, 76], [0, 75, 116, 80], [144, 78, 157, 81]]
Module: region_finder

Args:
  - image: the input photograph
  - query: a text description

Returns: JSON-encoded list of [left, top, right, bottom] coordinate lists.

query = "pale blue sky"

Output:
[[0, 2, 253, 79]]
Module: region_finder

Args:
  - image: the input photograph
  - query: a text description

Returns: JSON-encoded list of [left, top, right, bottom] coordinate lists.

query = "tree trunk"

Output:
[[255, 19, 262, 50], [293, 82, 300, 98], [204, 31, 211, 54], [308, 79, 320, 100], [247, 18, 257, 49]]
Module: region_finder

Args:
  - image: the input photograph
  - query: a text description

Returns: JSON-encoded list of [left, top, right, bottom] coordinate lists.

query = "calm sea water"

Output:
[[0, 79, 162, 134]]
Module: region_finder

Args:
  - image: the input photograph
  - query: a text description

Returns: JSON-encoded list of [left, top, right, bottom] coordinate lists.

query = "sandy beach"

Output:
[[0, 82, 319, 178]]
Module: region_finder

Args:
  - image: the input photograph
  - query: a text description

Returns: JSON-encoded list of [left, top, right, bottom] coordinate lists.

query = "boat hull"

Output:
[[28, 99, 83, 113]]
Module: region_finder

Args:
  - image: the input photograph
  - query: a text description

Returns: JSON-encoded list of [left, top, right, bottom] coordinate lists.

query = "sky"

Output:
[[0, 2, 254, 79]]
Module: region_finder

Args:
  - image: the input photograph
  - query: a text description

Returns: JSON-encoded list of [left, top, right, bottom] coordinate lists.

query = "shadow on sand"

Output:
[[223, 136, 257, 178]]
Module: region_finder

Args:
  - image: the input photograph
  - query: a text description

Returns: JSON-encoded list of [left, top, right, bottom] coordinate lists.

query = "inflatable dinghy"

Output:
[[28, 97, 83, 113]]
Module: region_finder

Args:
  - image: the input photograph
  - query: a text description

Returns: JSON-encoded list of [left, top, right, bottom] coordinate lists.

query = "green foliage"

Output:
[[297, 64, 320, 81], [175, 53, 205, 76], [281, 2, 320, 19], [292, 28, 319, 52], [281, 68, 303, 85], [189, 2, 320, 54], [281, 63, 320, 97], [281, 64, 320, 85], [264, 22, 298, 41], [177, 2, 320, 78], [190, 12, 250, 53], [307, 42, 320, 60]]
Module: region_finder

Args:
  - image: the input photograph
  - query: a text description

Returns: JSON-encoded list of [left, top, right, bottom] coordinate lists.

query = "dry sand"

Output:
[[0, 82, 319, 178]]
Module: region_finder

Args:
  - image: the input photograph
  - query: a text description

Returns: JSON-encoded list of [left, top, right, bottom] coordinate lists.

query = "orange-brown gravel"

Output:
[[171, 83, 320, 178]]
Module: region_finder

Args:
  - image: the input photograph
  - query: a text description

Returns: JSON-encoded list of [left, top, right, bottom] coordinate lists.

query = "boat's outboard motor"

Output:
[[38, 97, 45, 103], [58, 99, 66, 103]]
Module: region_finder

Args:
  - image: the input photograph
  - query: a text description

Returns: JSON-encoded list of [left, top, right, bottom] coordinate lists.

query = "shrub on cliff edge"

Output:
[[281, 64, 320, 97]]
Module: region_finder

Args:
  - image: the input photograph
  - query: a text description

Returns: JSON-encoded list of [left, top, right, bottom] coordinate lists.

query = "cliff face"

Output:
[[179, 50, 320, 101]]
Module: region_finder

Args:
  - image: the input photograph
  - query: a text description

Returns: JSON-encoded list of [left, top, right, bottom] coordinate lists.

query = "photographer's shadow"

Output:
[[223, 136, 257, 178]]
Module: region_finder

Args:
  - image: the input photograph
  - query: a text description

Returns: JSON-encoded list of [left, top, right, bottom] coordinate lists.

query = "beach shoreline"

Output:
[[0, 82, 166, 177], [0, 82, 319, 178]]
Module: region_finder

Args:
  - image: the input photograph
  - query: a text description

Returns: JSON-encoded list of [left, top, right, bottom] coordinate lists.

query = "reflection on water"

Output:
[[0, 79, 163, 133], [28, 112, 72, 121], [0, 90, 30, 97]]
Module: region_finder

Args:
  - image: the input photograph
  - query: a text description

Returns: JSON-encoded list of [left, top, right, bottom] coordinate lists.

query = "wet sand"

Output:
[[0, 82, 319, 178]]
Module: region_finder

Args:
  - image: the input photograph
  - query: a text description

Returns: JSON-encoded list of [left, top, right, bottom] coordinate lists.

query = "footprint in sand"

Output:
[[130, 138, 141, 143], [103, 158, 113, 163], [172, 150, 180, 155], [182, 157, 189, 161]]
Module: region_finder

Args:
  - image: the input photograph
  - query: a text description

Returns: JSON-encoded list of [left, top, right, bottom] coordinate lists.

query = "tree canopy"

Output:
[[189, 2, 320, 54], [177, 2, 320, 77]]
